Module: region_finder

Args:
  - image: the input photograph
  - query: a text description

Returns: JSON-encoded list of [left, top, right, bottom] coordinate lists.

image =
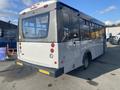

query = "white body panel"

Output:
[[18, 42, 59, 68], [18, 1, 58, 69], [58, 39, 104, 73]]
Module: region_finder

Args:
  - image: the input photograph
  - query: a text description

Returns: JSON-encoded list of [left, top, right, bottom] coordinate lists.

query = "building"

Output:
[[0, 20, 18, 49], [106, 26, 120, 40], [106, 26, 120, 36]]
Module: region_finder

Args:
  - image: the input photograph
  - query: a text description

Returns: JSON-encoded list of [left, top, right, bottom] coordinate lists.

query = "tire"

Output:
[[83, 54, 91, 69]]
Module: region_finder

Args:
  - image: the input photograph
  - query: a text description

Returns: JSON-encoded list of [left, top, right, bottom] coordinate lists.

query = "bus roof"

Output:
[[20, 0, 105, 26], [20, 0, 57, 15], [58, 2, 105, 26]]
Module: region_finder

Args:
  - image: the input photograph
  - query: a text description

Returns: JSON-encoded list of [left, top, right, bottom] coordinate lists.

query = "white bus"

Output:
[[17, 0, 106, 77]]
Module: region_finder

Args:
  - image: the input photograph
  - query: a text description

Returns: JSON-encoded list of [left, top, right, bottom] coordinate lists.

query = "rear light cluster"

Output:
[[50, 42, 57, 64], [50, 42, 55, 53], [19, 43, 24, 55], [19, 42, 22, 49], [50, 48, 54, 53], [51, 42, 55, 47], [30, 4, 48, 10]]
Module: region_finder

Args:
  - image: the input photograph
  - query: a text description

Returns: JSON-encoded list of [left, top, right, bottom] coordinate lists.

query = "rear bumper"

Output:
[[15, 60, 64, 78]]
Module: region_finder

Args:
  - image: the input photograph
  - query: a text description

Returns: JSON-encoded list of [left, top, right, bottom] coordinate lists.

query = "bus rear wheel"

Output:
[[83, 54, 91, 69]]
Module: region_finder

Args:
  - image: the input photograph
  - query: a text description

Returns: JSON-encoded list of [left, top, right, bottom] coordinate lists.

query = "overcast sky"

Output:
[[0, 0, 120, 25]]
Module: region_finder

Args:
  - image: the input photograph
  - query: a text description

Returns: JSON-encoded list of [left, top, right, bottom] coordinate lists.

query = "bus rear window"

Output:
[[22, 13, 49, 39]]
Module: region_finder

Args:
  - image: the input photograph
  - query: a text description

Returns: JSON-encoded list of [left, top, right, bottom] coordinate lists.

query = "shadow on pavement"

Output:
[[0, 44, 119, 82], [68, 45, 120, 80], [0, 64, 37, 82]]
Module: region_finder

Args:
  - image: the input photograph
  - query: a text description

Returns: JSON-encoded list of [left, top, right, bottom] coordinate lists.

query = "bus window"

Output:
[[70, 11, 79, 40], [22, 13, 49, 39], [94, 24, 99, 39], [61, 7, 71, 42], [0, 28, 2, 37], [101, 26, 106, 38], [90, 23, 96, 39], [59, 6, 80, 42], [94, 24, 104, 39], [80, 19, 90, 40]]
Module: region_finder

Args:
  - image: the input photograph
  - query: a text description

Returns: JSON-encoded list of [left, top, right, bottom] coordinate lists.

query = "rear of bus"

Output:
[[17, 1, 64, 77]]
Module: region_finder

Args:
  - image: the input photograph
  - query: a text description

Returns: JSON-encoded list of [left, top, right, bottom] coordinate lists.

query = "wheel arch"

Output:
[[83, 50, 92, 61], [82, 50, 92, 69]]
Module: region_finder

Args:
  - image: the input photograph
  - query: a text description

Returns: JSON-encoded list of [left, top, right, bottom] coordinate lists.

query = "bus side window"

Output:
[[98, 25, 103, 39], [80, 19, 90, 40], [61, 7, 80, 42], [70, 11, 79, 40], [101, 26, 106, 38], [61, 7, 71, 42], [94, 24, 104, 39], [0, 28, 3, 37], [90, 23, 96, 39]]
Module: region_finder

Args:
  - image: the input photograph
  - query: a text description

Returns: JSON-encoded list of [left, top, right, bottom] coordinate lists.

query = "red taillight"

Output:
[[54, 61, 57, 64], [50, 48, 54, 53], [50, 43, 55, 58], [19, 43, 22, 49], [51, 43, 55, 47], [19, 42, 21, 46]]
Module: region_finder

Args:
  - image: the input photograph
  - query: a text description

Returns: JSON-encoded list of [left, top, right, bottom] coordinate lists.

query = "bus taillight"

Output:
[[19, 42, 21, 46], [19, 43, 22, 49], [50, 48, 54, 53], [50, 43, 55, 53], [54, 61, 57, 64], [51, 42, 55, 47]]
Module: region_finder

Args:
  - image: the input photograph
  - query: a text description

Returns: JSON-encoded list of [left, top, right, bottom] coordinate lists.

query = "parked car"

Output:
[[109, 33, 120, 45], [106, 33, 112, 41]]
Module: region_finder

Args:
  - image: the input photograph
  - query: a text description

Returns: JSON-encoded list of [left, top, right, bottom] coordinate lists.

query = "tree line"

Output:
[[106, 23, 120, 27]]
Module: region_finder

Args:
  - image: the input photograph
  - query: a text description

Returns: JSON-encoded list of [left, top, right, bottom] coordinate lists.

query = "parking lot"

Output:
[[0, 43, 120, 90]]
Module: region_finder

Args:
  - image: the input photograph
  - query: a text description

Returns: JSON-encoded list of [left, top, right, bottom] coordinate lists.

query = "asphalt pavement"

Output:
[[0, 43, 120, 90]]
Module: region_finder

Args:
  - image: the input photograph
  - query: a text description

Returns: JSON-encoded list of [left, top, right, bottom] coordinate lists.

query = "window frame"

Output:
[[22, 12, 50, 39], [59, 6, 80, 42], [79, 18, 91, 41], [0, 28, 2, 37]]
